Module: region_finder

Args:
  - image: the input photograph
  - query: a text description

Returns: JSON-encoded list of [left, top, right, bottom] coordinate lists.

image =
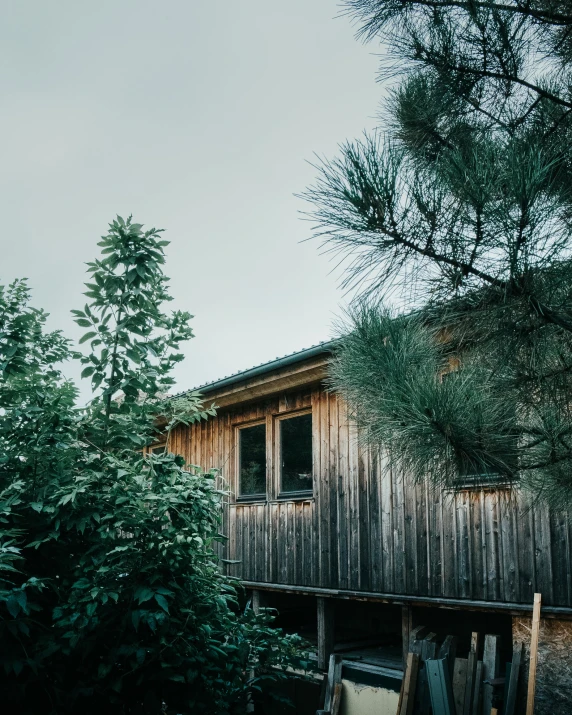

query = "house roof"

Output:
[[190, 340, 336, 396]]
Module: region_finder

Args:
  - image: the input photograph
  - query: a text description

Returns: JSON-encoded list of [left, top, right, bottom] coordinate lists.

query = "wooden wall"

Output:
[[169, 387, 572, 609]]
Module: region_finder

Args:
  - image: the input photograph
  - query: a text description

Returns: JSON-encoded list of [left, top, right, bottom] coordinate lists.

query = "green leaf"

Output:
[[134, 587, 154, 604], [6, 594, 20, 618], [154, 594, 169, 613], [79, 331, 97, 344]]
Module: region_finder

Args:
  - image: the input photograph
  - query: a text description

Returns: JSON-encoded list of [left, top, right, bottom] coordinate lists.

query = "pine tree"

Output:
[[303, 1, 572, 502]]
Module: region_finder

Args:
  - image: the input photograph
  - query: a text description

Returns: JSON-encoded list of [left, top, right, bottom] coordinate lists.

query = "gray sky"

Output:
[[2, 1, 380, 397]]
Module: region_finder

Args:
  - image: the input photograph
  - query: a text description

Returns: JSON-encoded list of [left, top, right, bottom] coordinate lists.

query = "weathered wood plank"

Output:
[[398, 652, 420, 715], [526, 593, 542, 715], [504, 643, 522, 715], [452, 657, 468, 715], [482, 634, 499, 715]]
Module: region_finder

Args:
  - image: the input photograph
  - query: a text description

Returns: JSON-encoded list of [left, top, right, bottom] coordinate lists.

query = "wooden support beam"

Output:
[[482, 634, 500, 715], [526, 593, 542, 715], [317, 597, 335, 671]]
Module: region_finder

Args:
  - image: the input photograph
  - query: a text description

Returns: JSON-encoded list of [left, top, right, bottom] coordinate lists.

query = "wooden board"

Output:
[[463, 632, 479, 715], [482, 634, 499, 715], [323, 653, 343, 712], [452, 657, 468, 715], [526, 593, 542, 715], [471, 661, 483, 715], [504, 643, 522, 715], [398, 652, 420, 715]]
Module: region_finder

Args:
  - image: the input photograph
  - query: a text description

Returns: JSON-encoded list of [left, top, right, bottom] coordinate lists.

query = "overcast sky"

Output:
[[2, 1, 381, 398]]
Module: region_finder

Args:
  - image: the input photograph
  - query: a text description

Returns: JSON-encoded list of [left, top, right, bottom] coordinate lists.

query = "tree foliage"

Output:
[[304, 1, 572, 502], [0, 217, 306, 714]]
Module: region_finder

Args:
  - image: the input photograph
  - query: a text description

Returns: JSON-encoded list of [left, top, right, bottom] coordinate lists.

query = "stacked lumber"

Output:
[[397, 628, 523, 715]]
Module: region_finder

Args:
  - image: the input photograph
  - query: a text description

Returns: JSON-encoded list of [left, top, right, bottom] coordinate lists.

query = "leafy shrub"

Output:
[[0, 217, 307, 714]]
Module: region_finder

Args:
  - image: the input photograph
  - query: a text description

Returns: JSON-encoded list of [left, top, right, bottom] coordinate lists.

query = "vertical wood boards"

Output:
[[169, 385, 572, 609], [526, 593, 542, 715]]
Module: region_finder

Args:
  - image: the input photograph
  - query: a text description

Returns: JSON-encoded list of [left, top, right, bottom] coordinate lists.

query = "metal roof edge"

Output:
[[176, 339, 337, 398]]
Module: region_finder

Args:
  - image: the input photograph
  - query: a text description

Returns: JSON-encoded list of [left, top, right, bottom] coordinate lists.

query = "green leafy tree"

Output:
[[0, 217, 307, 714], [304, 1, 572, 502]]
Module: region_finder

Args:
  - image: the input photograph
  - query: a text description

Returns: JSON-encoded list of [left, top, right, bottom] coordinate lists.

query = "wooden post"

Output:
[[526, 593, 542, 715], [482, 634, 500, 715], [402, 606, 413, 667], [317, 597, 335, 671]]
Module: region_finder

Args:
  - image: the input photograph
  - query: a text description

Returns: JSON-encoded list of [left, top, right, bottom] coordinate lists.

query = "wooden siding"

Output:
[[169, 387, 572, 609]]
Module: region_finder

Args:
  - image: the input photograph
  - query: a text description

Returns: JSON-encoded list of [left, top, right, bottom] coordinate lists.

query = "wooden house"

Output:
[[164, 342, 572, 713]]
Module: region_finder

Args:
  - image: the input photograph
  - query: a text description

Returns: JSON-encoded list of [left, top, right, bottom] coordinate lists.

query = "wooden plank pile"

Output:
[[398, 627, 522, 715]]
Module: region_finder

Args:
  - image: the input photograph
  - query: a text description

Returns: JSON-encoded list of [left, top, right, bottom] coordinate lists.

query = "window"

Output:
[[279, 413, 313, 495], [150, 444, 166, 455], [239, 423, 267, 498]]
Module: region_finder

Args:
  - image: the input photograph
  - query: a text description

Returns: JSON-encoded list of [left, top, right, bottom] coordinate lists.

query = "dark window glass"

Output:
[[239, 424, 266, 496], [280, 414, 313, 493]]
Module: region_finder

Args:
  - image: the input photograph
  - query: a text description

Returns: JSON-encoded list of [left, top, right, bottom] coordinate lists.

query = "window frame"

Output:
[[274, 408, 314, 500], [235, 419, 268, 503]]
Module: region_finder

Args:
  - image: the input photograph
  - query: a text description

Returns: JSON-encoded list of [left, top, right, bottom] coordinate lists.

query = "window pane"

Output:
[[239, 424, 266, 496], [281, 414, 313, 493]]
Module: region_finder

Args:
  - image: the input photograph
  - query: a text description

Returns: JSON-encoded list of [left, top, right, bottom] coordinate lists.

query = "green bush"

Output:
[[0, 217, 307, 714]]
